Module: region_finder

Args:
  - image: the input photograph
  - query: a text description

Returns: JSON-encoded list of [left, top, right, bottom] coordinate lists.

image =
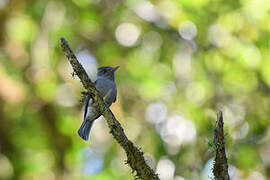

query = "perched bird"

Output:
[[78, 66, 119, 141]]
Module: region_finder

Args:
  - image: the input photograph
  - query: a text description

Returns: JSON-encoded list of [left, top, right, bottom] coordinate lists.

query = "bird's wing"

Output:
[[83, 94, 90, 120], [113, 87, 117, 102], [94, 79, 106, 97], [95, 78, 117, 106], [105, 85, 117, 105], [83, 95, 99, 121]]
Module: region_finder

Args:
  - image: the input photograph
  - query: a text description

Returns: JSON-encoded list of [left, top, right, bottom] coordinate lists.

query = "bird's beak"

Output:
[[111, 66, 120, 72]]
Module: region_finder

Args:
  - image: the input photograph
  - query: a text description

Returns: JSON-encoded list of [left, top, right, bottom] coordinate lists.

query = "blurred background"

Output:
[[0, 0, 270, 179]]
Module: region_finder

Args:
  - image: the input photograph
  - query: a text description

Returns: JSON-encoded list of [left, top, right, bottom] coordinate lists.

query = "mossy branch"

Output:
[[60, 37, 160, 180], [213, 111, 230, 180]]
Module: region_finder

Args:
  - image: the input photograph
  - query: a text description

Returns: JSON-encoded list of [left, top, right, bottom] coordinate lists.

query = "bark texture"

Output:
[[213, 111, 230, 180]]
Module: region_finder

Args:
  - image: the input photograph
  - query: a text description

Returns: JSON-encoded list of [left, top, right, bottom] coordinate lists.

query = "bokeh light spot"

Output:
[[115, 22, 140, 47], [185, 82, 206, 103], [145, 102, 167, 124], [178, 21, 197, 40], [80, 148, 104, 177], [76, 50, 98, 81], [156, 158, 175, 180], [142, 31, 163, 52], [160, 115, 197, 148], [6, 15, 37, 42], [242, 44, 261, 68], [0, 154, 13, 179], [208, 24, 232, 48]]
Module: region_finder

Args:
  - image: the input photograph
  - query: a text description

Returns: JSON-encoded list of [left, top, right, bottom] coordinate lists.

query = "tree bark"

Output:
[[213, 111, 230, 180]]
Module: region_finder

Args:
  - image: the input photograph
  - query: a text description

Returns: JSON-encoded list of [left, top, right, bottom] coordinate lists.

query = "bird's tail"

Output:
[[78, 119, 94, 141]]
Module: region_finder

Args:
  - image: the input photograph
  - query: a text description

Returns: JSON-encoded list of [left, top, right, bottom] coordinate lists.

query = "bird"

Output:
[[78, 66, 119, 141]]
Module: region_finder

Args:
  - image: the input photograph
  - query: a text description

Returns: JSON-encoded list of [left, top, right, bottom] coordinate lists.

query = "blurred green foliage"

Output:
[[0, 0, 270, 179]]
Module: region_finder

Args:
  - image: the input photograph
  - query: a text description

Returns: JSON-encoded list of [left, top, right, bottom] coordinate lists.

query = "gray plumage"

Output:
[[78, 66, 119, 141]]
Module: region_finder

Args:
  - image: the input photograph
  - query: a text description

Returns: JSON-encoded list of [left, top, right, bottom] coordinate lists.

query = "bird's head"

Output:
[[97, 66, 120, 80]]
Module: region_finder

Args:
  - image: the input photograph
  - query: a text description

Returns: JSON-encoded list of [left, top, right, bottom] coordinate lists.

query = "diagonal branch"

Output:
[[60, 37, 160, 180], [213, 110, 230, 180]]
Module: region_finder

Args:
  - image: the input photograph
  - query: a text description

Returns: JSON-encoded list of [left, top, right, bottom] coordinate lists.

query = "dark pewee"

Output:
[[78, 66, 119, 141]]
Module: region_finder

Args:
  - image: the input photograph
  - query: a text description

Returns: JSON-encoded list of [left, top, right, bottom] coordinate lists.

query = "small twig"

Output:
[[60, 37, 160, 180], [213, 111, 230, 180]]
